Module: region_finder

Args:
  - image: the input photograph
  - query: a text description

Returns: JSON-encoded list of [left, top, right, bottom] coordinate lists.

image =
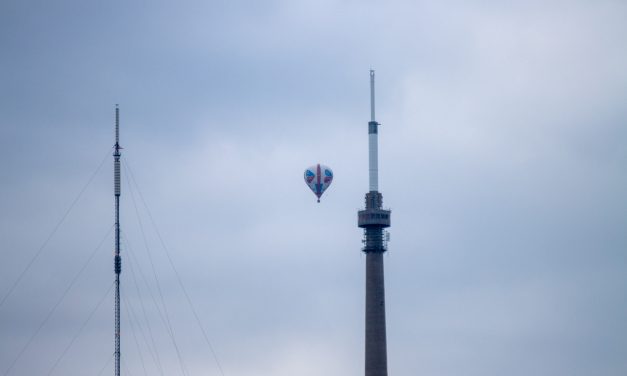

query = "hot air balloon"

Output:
[[304, 164, 333, 202]]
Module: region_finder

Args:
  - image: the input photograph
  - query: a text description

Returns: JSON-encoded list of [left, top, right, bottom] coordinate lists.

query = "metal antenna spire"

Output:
[[370, 69, 376, 122], [113, 105, 122, 376], [368, 70, 379, 192]]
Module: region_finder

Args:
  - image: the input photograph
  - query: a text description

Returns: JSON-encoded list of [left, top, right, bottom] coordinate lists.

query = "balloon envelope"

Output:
[[304, 164, 333, 202]]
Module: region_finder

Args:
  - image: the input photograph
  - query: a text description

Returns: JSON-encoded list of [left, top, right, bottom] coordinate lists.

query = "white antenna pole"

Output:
[[370, 70, 376, 122], [368, 70, 379, 192]]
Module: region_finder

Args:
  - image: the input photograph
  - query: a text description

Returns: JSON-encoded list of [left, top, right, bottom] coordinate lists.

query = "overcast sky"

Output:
[[1, 0, 626, 375]]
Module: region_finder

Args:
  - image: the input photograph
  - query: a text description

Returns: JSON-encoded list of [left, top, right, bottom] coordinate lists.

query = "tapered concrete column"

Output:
[[359, 70, 390, 376], [365, 251, 387, 376]]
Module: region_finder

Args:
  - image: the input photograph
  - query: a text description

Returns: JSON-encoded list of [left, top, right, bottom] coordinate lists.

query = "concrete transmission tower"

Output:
[[358, 70, 391, 376]]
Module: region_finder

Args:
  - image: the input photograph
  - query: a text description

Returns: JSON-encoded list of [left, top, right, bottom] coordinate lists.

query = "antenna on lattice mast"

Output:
[[113, 105, 122, 376]]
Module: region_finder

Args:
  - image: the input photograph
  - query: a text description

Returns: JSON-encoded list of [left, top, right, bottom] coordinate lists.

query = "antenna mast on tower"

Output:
[[113, 105, 122, 376]]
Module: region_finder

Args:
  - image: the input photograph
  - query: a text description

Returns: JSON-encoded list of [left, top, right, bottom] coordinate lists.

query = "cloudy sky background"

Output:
[[1, 0, 626, 375]]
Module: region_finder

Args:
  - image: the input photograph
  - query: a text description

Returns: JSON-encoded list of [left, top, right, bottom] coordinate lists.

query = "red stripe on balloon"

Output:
[[316, 164, 321, 196]]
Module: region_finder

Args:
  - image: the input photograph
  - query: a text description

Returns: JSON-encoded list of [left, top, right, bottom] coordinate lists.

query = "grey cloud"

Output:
[[1, 0, 626, 375]]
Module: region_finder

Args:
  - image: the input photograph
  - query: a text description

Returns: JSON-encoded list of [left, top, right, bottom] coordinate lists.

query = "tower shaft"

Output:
[[358, 70, 390, 376], [113, 105, 122, 376], [365, 252, 387, 376]]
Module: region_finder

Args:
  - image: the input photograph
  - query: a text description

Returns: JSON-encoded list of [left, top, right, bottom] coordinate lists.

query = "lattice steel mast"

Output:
[[358, 70, 391, 376], [113, 105, 122, 376]]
